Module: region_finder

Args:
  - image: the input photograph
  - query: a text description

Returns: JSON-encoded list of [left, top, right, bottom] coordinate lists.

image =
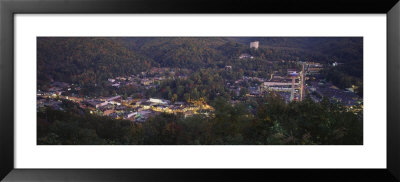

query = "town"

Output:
[[37, 37, 364, 145], [37, 41, 363, 123]]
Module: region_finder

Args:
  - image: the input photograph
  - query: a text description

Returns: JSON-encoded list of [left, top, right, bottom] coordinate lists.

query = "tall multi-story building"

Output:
[[289, 72, 299, 102], [300, 64, 305, 101], [250, 41, 259, 49]]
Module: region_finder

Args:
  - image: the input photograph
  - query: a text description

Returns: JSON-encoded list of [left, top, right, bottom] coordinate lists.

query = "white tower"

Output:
[[250, 41, 259, 49]]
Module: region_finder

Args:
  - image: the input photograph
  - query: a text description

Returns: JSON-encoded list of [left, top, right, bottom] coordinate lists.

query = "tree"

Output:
[[171, 94, 178, 102], [239, 88, 248, 97]]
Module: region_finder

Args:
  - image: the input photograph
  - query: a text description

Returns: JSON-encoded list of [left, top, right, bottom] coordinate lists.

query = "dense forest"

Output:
[[37, 37, 363, 92], [37, 94, 362, 145]]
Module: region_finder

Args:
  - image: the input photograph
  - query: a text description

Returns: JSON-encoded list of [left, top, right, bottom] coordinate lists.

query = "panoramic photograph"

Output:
[[36, 37, 363, 145]]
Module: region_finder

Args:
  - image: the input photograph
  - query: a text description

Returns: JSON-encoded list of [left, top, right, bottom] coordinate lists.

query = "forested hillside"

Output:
[[38, 37, 363, 91], [37, 37, 155, 90], [37, 95, 362, 145]]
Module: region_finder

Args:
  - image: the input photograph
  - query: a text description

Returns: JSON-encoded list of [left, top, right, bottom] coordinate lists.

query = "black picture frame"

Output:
[[1, 0, 399, 181]]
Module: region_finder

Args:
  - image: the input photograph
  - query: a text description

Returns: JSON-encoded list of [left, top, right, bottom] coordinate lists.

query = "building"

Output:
[[300, 64, 305, 101], [184, 110, 195, 118], [107, 95, 122, 102], [263, 82, 298, 87], [249, 87, 261, 96], [116, 76, 127, 81], [141, 79, 153, 86], [332, 62, 339, 67], [262, 81, 298, 92], [250, 41, 259, 49], [307, 67, 323, 75], [111, 83, 120, 87], [149, 98, 169, 105], [289, 72, 299, 101], [125, 112, 137, 120], [103, 109, 115, 116], [136, 110, 153, 122], [86, 100, 108, 108], [174, 102, 185, 107], [287, 69, 297, 75], [141, 101, 153, 110], [37, 91, 44, 96], [239, 53, 254, 59]]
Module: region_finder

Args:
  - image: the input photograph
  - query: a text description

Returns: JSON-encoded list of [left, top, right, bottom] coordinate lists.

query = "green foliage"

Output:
[[38, 94, 362, 145], [322, 66, 363, 97], [37, 37, 152, 92]]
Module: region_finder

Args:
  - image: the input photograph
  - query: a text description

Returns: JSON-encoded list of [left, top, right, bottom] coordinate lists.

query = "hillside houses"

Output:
[[239, 53, 254, 59]]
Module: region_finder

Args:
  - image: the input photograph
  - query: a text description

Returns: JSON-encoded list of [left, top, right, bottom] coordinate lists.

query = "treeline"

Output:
[[321, 66, 363, 97], [37, 94, 363, 145], [149, 69, 238, 102]]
